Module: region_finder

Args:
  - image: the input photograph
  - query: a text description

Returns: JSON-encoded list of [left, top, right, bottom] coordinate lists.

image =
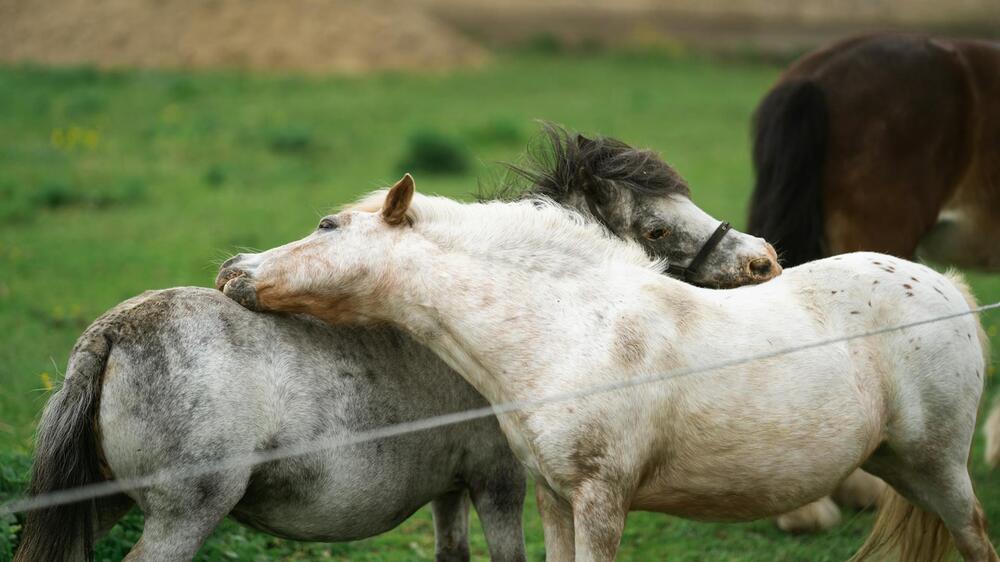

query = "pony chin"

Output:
[[252, 285, 380, 326]]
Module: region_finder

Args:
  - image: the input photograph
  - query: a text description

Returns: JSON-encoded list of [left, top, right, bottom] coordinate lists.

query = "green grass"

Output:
[[1, 51, 998, 561]]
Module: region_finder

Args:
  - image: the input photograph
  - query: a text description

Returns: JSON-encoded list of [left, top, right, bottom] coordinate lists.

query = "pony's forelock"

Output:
[[494, 122, 691, 202]]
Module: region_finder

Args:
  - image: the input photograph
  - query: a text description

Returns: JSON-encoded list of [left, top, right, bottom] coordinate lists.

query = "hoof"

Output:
[[775, 497, 841, 534]]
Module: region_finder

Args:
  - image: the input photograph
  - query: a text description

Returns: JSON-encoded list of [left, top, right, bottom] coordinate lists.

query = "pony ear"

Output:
[[575, 134, 595, 150], [575, 166, 610, 205], [382, 173, 415, 226]]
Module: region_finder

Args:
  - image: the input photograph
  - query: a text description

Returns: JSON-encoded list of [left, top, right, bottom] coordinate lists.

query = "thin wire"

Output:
[[2, 301, 998, 517]]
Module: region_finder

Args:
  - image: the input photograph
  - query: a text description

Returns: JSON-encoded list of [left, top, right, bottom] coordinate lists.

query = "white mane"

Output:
[[349, 190, 666, 275]]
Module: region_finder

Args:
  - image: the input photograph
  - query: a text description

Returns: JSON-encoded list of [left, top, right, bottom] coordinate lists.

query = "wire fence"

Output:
[[2, 300, 999, 517]]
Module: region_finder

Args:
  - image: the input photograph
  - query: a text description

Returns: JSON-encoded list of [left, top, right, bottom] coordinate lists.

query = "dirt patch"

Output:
[[2, 0, 994, 73], [0, 0, 487, 73], [420, 0, 1000, 55]]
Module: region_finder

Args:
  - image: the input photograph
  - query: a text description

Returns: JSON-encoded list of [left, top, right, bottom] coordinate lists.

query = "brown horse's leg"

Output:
[[918, 207, 1000, 271], [825, 201, 927, 259], [917, 129, 1000, 271], [924, 39, 1000, 271], [821, 141, 963, 260]]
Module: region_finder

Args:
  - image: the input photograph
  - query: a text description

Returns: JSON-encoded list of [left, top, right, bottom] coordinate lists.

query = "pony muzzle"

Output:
[[747, 243, 782, 282], [216, 268, 260, 311], [215, 266, 245, 291]]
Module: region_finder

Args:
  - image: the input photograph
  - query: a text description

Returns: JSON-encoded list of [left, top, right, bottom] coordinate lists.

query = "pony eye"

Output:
[[318, 218, 338, 231], [645, 227, 671, 241]]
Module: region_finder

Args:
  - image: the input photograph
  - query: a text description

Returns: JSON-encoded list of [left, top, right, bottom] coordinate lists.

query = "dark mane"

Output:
[[489, 122, 690, 204]]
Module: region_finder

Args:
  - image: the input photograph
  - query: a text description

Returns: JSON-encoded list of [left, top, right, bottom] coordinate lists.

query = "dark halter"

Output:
[[581, 189, 730, 282], [666, 221, 731, 281]]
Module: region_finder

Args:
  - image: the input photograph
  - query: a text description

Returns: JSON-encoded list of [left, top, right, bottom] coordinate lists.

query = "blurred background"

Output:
[[3, 0, 999, 72], [1, 1, 998, 560]]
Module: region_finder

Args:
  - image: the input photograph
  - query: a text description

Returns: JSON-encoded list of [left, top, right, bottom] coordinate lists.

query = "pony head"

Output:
[[509, 125, 780, 287], [217, 172, 666, 326], [216, 174, 417, 324]]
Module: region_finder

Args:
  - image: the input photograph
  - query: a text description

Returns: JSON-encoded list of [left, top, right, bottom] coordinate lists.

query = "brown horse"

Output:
[[747, 33, 1000, 270]]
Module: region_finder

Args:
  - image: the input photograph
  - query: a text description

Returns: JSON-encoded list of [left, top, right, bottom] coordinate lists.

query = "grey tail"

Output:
[[14, 325, 114, 562], [747, 79, 829, 267]]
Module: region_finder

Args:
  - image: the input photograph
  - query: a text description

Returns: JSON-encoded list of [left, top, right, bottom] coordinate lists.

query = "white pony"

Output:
[[217, 175, 995, 562]]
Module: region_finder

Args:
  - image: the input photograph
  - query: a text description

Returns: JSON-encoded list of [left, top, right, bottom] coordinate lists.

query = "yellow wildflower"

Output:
[[40, 372, 54, 392], [82, 129, 100, 149], [50, 128, 65, 149]]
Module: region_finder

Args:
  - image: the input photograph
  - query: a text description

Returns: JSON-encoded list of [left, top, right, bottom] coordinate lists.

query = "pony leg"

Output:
[[469, 467, 527, 562], [774, 470, 883, 534], [904, 465, 998, 562], [986, 402, 1000, 467], [430, 490, 471, 562], [94, 493, 135, 541], [862, 454, 998, 562], [535, 481, 574, 562], [124, 471, 249, 562], [775, 496, 841, 533], [832, 469, 885, 510], [953, 500, 999, 562], [571, 482, 628, 562], [905, 467, 996, 562]]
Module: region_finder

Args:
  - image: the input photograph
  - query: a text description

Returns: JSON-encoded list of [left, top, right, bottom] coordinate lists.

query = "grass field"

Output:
[[1, 51, 999, 561]]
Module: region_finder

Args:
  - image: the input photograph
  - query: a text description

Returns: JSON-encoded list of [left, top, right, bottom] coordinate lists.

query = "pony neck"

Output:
[[382, 236, 691, 406]]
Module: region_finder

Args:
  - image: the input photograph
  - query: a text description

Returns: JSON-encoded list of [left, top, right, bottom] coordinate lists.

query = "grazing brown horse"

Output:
[[747, 33, 1000, 270], [746, 32, 1000, 534]]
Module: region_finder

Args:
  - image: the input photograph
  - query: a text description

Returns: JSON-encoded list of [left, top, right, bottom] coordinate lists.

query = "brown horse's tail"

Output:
[[14, 324, 117, 562], [747, 79, 828, 267], [848, 487, 954, 562]]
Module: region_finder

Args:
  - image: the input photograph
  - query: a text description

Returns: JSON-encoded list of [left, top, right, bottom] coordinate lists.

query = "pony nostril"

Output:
[[215, 267, 248, 292], [749, 258, 773, 278]]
